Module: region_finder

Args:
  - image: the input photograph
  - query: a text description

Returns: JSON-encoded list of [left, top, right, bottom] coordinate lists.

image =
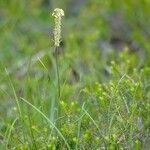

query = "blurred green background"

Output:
[[0, 0, 150, 149], [0, 0, 150, 62]]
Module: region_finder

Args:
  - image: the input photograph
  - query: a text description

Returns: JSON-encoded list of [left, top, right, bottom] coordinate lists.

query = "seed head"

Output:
[[52, 8, 64, 47]]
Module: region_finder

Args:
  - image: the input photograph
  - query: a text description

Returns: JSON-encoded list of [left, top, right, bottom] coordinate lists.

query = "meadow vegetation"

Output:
[[0, 0, 150, 149]]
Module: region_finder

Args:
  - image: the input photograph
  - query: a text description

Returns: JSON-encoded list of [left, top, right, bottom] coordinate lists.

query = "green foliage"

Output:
[[0, 0, 150, 149]]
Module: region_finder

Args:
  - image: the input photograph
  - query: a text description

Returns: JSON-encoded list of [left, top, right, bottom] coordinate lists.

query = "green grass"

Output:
[[0, 0, 150, 149]]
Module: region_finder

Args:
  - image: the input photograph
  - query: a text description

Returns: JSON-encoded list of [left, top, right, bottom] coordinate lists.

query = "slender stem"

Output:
[[55, 46, 60, 98]]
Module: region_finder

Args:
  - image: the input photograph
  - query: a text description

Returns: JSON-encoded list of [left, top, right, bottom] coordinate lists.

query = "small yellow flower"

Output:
[[52, 8, 64, 18]]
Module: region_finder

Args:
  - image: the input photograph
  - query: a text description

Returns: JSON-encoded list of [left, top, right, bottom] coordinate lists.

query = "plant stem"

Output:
[[55, 46, 60, 98]]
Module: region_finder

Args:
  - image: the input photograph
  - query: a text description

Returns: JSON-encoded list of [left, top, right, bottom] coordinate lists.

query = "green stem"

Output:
[[55, 46, 60, 98]]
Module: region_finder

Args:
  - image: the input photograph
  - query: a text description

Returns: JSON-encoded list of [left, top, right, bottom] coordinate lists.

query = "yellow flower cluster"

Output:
[[52, 8, 64, 47]]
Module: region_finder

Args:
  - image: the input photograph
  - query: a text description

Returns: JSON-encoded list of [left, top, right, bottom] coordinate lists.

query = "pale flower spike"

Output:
[[52, 8, 64, 47]]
